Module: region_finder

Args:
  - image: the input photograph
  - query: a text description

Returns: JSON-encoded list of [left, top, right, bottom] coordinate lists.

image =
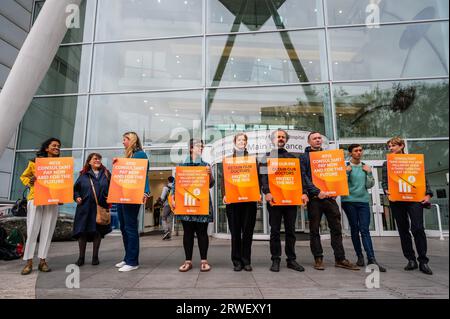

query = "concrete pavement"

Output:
[[0, 234, 448, 299]]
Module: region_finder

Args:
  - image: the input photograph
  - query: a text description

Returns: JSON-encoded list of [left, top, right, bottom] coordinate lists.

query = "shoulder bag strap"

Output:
[[89, 177, 99, 206], [104, 168, 110, 180]]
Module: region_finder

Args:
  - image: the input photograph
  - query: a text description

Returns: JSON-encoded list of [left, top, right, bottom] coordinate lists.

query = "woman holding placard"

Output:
[[223, 133, 259, 272], [114, 132, 150, 272], [73, 153, 112, 266], [173, 138, 215, 272], [20, 138, 61, 275], [382, 137, 433, 275]]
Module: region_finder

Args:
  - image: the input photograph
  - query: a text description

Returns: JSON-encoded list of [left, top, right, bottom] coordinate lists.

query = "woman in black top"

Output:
[[381, 137, 433, 275], [223, 133, 258, 272]]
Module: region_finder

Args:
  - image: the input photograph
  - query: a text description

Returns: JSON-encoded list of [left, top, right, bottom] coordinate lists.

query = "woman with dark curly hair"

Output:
[[20, 138, 61, 275]]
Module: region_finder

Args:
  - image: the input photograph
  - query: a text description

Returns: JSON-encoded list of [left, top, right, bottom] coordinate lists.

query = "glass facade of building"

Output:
[[10, 0, 449, 237]]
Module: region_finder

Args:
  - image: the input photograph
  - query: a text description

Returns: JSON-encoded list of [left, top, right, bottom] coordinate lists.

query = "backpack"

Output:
[[7, 228, 25, 257], [0, 226, 21, 261], [11, 188, 28, 217], [161, 185, 172, 204]]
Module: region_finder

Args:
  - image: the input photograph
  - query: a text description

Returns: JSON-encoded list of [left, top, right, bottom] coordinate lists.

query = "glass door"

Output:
[[366, 161, 399, 236]]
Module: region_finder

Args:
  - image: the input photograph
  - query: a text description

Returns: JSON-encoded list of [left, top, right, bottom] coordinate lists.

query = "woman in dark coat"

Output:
[[73, 153, 112, 266]]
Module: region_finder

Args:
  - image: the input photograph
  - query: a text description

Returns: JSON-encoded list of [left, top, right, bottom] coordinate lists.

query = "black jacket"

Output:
[[259, 148, 298, 195], [381, 161, 433, 198], [300, 146, 322, 197]]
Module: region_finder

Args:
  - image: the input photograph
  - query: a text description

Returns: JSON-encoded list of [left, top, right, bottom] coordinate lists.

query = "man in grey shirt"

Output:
[[160, 176, 174, 240]]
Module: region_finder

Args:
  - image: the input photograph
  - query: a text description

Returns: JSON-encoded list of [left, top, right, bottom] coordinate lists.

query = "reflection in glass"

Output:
[[96, 0, 202, 41], [10, 151, 83, 215], [208, 30, 327, 87], [326, 0, 449, 26], [206, 85, 332, 143], [208, 0, 323, 34], [339, 143, 389, 161], [92, 38, 203, 92], [147, 149, 186, 167], [0, 172, 10, 198], [87, 91, 202, 148], [408, 140, 449, 231], [329, 22, 449, 80], [82, 149, 124, 172], [335, 79, 449, 139], [36, 45, 91, 95], [18, 96, 87, 149], [33, 0, 94, 43]]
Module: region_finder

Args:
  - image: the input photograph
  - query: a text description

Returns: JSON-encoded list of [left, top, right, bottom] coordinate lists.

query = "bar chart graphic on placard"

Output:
[[398, 175, 417, 194], [184, 188, 201, 207]]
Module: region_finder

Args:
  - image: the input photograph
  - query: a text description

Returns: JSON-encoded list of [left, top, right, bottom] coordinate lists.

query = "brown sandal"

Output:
[[179, 261, 193, 272], [200, 260, 211, 272]]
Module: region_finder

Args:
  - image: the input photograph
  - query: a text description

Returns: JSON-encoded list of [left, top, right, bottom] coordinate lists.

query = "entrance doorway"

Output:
[[143, 168, 175, 233], [365, 161, 399, 236]]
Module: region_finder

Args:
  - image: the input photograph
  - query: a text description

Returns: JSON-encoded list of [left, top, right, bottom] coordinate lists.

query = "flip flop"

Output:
[[179, 261, 193, 272]]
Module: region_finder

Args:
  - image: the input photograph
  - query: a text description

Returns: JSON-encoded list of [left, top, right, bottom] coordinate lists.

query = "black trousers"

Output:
[[390, 201, 429, 263], [307, 198, 346, 261], [226, 202, 257, 266], [267, 204, 297, 262], [181, 221, 209, 260], [153, 208, 160, 226]]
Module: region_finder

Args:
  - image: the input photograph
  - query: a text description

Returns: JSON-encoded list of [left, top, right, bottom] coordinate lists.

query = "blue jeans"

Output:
[[117, 204, 141, 266], [341, 202, 375, 260]]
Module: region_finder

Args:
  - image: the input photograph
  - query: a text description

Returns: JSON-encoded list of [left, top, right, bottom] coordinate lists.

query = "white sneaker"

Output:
[[118, 265, 139, 272], [115, 261, 126, 268]]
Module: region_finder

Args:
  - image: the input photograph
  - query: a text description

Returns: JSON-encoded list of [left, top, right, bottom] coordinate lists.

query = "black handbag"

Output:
[[11, 188, 28, 217]]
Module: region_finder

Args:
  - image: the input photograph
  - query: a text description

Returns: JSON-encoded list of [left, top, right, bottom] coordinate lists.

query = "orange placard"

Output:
[[174, 166, 209, 215], [310, 149, 349, 197], [223, 156, 260, 203], [387, 154, 426, 202], [34, 157, 74, 206], [107, 158, 148, 204], [268, 158, 303, 206]]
